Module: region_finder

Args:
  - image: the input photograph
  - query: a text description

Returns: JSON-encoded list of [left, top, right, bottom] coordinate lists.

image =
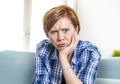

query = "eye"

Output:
[[63, 29, 69, 33], [50, 30, 57, 35]]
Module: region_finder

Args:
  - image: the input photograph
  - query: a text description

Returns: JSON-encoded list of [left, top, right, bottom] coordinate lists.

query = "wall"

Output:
[[0, 0, 24, 51], [77, 0, 120, 58]]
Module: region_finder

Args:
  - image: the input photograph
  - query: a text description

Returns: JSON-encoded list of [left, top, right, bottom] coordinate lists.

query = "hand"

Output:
[[59, 32, 79, 62]]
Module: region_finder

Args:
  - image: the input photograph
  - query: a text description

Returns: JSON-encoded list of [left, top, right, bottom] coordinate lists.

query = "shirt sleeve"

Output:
[[77, 45, 101, 84], [32, 40, 50, 84]]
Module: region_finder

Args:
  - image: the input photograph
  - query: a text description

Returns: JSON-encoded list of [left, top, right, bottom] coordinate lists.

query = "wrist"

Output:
[[62, 66, 71, 71], [59, 53, 67, 61]]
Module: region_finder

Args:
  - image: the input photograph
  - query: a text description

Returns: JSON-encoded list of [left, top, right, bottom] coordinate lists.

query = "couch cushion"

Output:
[[96, 78, 120, 84], [0, 50, 35, 84], [97, 57, 120, 79]]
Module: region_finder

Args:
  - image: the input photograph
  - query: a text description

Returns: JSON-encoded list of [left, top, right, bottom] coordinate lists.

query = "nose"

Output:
[[57, 31, 64, 41]]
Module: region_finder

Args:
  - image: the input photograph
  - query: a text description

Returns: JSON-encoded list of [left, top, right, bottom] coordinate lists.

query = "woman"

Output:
[[32, 5, 101, 84]]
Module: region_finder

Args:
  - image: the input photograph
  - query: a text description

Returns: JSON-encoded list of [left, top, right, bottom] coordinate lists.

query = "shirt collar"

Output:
[[71, 40, 82, 65], [49, 48, 58, 60], [71, 49, 78, 65]]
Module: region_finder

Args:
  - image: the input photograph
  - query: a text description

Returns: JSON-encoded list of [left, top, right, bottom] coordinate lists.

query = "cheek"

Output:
[[49, 36, 57, 46], [48, 34, 55, 42], [49, 37, 55, 43]]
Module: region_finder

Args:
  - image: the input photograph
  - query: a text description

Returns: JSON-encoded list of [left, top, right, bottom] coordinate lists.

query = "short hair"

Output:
[[43, 5, 80, 37]]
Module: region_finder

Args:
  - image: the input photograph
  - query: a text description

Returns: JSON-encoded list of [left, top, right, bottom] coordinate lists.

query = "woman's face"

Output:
[[48, 17, 78, 51]]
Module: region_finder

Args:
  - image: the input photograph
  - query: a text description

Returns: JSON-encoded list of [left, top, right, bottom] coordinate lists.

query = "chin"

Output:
[[58, 47, 66, 51]]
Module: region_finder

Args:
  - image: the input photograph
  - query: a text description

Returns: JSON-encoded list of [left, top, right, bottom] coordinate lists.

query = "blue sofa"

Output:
[[0, 50, 120, 84], [96, 57, 120, 84], [0, 50, 35, 84]]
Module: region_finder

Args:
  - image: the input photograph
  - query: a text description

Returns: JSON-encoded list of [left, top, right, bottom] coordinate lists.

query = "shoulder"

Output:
[[77, 40, 101, 59], [36, 39, 52, 49], [77, 40, 98, 51], [36, 39, 54, 54]]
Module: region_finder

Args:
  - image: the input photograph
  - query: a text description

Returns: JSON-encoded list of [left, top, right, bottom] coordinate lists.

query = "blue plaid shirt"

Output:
[[32, 39, 101, 84]]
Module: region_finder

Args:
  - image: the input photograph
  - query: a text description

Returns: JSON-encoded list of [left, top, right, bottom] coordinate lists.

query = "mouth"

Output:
[[58, 43, 66, 47]]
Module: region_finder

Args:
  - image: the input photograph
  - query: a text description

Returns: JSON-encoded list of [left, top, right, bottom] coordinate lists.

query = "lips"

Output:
[[58, 43, 66, 47]]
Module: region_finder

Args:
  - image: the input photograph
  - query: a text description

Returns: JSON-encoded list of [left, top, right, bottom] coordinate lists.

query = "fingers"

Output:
[[73, 32, 79, 48], [74, 31, 79, 45], [69, 31, 79, 50]]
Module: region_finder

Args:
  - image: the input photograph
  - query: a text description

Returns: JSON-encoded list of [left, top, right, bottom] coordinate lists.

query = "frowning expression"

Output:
[[48, 17, 78, 51]]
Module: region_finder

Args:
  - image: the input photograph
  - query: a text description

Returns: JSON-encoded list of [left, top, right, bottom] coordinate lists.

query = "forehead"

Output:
[[51, 17, 73, 30]]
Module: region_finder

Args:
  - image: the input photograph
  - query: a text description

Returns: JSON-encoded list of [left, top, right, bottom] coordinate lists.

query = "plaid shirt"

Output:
[[32, 39, 101, 84]]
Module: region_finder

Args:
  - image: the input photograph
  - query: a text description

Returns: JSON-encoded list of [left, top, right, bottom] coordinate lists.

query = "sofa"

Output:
[[95, 57, 120, 84], [0, 50, 120, 84], [0, 50, 35, 84]]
